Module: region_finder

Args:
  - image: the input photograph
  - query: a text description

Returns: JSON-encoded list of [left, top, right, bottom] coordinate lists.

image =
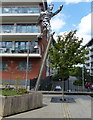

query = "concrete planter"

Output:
[[0, 92, 43, 117]]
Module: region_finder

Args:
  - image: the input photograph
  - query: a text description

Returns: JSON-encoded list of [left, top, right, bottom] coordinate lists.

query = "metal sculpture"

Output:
[[35, 3, 63, 91]]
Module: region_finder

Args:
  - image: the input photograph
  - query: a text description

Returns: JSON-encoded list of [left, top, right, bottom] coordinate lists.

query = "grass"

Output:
[[0, 88, 29, 96], [0, 90, 19, 96], [3, 90, 19, 96]]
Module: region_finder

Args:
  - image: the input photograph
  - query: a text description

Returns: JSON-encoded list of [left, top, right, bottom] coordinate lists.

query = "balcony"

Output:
[[0, 6, 41, 22], [0, 24, 41, 40], [0, 45, 41, 58]]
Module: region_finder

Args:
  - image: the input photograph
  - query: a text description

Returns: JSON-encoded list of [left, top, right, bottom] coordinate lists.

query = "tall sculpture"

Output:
[[35, 3, 63, 91], [38, 4, 63, 33]]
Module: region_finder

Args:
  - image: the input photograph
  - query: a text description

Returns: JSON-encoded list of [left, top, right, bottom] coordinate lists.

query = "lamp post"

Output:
[[35, 4, 63, 91], [82, 64, 85, 90], [25, 41, 30, 89]]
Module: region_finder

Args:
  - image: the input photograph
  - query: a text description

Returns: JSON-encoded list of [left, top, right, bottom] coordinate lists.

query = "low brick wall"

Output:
[[0, 92, 43, 117]]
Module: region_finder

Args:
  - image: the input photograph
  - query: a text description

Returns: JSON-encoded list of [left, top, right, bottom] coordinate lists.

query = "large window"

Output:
[[0, 24, 39, 33], [1, 25, 14, 33], [1, 6, 40, 14], [0, 61, 8, 71], [18, 61, 32, 71], [15, 41, 38, 51], [16, 24, 39, 33], [0, 42, 12, 48]]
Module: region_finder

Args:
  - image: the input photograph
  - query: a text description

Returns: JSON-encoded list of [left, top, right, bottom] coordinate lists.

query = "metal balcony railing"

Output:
[[0, 45, 41, 54], [0, 25, 40, 33], [0, 6, 41, 14]]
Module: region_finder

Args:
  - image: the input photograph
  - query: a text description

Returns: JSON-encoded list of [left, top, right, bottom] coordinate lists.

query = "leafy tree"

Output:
[[49, 30, 87, 99], [69, 66, 82, 79]]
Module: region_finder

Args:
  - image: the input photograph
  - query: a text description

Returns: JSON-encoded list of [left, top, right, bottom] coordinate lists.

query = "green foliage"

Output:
[[73, 79, 82, 86], [1, 90, 18, 96], [49, 30, 88, 80], [69, 67, 82, 78], [2, 82, 9, 86], [1, 88, 29, 96], [16, 88, 28, 95]]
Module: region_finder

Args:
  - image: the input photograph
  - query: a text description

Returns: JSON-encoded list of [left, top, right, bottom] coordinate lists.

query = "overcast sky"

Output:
[[47, 0, 92, 45]]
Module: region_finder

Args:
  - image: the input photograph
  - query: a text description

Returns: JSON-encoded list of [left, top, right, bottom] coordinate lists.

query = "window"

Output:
[[18, 61, 32, 71], [2, 7, 12, 13], [2, 6, 40, 14], [2, 25, 14, 33], [6, 42, 12, 48], [0, 61, 8, 71], [0, 42, 12, 48]]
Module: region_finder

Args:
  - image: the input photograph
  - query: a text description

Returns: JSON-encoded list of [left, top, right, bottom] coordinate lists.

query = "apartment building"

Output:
[[85, 38, 93, 78], [0, 0, 47, 85]]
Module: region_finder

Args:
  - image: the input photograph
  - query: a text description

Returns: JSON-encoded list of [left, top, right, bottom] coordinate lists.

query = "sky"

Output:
[[47, 0, 92, 45]]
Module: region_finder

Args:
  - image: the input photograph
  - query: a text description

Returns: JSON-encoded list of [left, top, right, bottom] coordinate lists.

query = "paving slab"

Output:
[[4, 95, 91, 119]]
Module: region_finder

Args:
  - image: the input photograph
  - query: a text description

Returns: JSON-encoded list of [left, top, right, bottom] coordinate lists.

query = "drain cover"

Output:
[[51, 97, 76, 103]]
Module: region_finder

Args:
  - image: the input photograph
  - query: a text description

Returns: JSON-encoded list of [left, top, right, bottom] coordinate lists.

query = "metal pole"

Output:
[[25, 41, 30, 89], [35, 34, 53, 91], [82, 65, 85, 90]]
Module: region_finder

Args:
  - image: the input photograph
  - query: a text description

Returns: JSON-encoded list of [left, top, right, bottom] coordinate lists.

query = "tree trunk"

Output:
[[62, 76, 65, 101]]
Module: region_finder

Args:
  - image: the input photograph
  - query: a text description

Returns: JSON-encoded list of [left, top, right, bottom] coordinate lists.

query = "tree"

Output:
[[69, 66, 82, 79], [49, 30, 87, 100]]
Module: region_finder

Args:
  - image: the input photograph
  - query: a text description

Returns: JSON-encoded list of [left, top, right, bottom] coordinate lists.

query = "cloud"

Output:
[[58, 13, 91, 45], [47, 0, 92, 4], [50, 13, 66, 32], [77, 13, 91, 45]]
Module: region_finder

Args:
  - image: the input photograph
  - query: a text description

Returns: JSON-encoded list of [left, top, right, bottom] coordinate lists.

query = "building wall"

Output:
[[0, 1, 48, 85], [1, 57, 46, 80]]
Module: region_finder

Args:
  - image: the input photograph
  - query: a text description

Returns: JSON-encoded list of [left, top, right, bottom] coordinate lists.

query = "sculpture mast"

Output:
[[35, 3, 63, 91]]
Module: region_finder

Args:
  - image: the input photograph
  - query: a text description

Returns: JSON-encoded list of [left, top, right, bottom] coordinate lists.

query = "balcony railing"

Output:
[[0, 6, 41, 14], [0, 45, 40, 54], [0, 25, 40, 33]]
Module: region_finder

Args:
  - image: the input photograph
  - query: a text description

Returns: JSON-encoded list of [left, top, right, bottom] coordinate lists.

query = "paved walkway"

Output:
[[4, 95, 91, 119]]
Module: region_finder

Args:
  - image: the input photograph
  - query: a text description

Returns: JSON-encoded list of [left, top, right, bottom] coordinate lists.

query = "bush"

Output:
[[2, 87, 14, 91], [16, 88, 29, 95], [73, 80, 82, 86]]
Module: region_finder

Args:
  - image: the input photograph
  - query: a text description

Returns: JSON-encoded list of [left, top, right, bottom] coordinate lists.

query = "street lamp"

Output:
[[25, 41, 30, 89], [82, 64, 85, 90]]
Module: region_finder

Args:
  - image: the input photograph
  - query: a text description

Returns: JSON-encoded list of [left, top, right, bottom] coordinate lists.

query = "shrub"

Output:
[[16, 88, 29, 95], [73, 80, 82, 86]]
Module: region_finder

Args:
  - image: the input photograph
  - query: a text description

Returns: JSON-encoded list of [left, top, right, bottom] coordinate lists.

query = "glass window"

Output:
[[0, 25, 1, 32], [16, 25, 27, 33], [0, 42, 2, 48], [6, 42, 12, 48], [18, 7, 28, 13], [16, 25, 21, 33], [26, 25, 32, 33], [0, 61, 8, 71], [28, 7, 33, 13], [15, 42, 19, 50], [0, 8, 2, 13], [2, 6, 40, 14], [33, 25, 39, 33], [11, 7, 18, 13], [2, 25, 14, 33], [2, 7, 11, 13], [20, 42, 26, 50], [2, 42, 6, 48], [18, 61, 32, 71], [21, 25, 27, 33], [31, 7, 39, 13]]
